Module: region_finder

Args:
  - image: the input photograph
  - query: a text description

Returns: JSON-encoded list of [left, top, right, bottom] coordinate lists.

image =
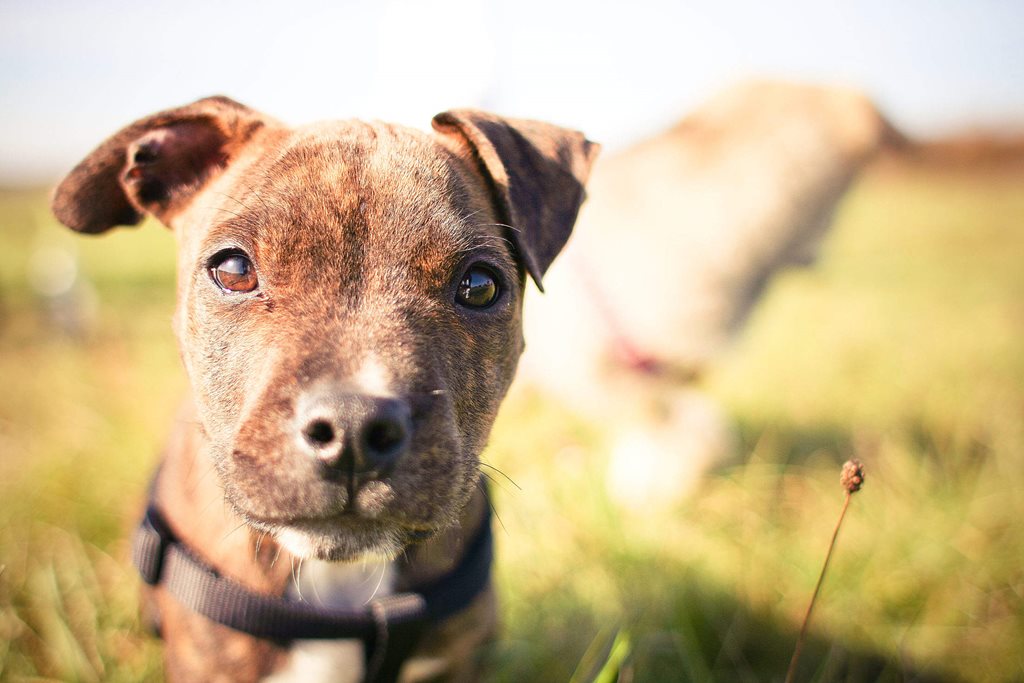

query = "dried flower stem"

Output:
[[784, 460, 864, 683]]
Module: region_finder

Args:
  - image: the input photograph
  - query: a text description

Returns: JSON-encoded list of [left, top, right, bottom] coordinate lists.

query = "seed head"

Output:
[[841, 459, 865, 493], [787, 458, 865, 682]]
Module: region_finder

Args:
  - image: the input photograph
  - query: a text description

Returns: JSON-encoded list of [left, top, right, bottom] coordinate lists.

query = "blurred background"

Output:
[[1, 1, 1022, 681]]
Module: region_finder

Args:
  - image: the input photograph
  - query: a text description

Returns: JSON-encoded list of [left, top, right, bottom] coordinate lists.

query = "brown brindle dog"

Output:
[[52, 96, 597, 682]]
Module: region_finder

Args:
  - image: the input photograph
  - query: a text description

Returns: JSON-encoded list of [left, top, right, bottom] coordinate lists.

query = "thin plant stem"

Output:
[[784, 491, 852, 683]]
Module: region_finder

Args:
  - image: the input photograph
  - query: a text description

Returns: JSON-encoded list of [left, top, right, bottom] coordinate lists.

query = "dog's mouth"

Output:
[[271, 515, 412, 561], [247, 509, 439, 562], [220, 425, 475, 561]]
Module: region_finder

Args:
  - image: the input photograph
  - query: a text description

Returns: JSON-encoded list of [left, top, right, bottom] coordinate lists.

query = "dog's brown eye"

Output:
[[210, 253, 258, 293], [457, 266, 500, 309]]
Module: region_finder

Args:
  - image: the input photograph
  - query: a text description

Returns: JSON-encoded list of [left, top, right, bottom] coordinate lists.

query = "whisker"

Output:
[[241, 183, 273, 213], [209, 207, 244, 219], [479, 461, 521, 490], [210, 190, 248, 210], [365, 562, 389, 605], [291, 557, 305, 602], [477, 478, 508, 537], [469, 234, 516, 249], [452, 232, 517, 256], [310, 568, 325, 606], [254, 531, 268, 561], [198, 492, 222, 518], [479, 222, 521, 234], [222, 520, 248, 541], [458, 207, 487, 224]]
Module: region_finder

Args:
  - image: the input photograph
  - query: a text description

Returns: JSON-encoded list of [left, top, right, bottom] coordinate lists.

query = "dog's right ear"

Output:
[[52, 96, 273, 234], [432, 110, 599, 292]]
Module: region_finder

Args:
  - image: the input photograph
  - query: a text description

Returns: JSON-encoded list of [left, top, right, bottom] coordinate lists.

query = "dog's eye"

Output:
[[209, 252, 258, 293], [456, 266, 500, 309]]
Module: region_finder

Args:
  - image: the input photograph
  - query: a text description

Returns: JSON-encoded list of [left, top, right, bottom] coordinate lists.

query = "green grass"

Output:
[[1, 161, 1022, 681]]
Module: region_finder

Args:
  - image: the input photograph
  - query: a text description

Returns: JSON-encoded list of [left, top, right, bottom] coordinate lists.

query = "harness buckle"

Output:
[[365, 593, 429, 683]]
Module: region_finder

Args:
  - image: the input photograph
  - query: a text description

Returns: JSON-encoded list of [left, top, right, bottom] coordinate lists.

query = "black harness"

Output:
[[132, 501, 493, 682]]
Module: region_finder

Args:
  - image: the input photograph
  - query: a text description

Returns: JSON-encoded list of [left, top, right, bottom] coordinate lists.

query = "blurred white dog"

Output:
[[520, 81, 899, 509]]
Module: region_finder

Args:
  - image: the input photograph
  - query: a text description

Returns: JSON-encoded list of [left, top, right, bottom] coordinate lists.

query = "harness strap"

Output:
[[132, 496, 493, 682]]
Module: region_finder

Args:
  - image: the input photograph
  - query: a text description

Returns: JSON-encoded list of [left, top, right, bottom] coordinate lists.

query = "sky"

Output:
[[1, 0, 1022, 184]]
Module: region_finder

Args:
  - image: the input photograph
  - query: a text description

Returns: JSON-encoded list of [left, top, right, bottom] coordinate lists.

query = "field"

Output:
[[1, 155, 1022, 681]]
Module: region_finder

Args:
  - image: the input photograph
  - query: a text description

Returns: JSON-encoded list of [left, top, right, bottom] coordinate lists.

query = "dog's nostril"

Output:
[[303, 419, 336, 446], [364, 418, 407, 456]]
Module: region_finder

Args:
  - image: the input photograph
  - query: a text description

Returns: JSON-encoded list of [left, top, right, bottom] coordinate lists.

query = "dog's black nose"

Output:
[[298, 391, 412, 476]]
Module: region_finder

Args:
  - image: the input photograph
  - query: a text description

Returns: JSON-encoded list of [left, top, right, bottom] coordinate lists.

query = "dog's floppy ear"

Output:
[[52, 96, 273, 234], [432, 110, 599, 291]]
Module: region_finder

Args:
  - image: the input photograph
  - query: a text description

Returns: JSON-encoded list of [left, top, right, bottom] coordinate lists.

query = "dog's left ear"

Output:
[[432, 110, 599, 291]]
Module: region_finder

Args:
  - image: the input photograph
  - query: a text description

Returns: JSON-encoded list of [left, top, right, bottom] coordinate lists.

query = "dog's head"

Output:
[[53, 96, 597, 560]]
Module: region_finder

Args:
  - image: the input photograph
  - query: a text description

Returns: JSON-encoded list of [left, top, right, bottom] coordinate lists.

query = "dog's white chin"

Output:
[[274, 522, 405, 562]]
